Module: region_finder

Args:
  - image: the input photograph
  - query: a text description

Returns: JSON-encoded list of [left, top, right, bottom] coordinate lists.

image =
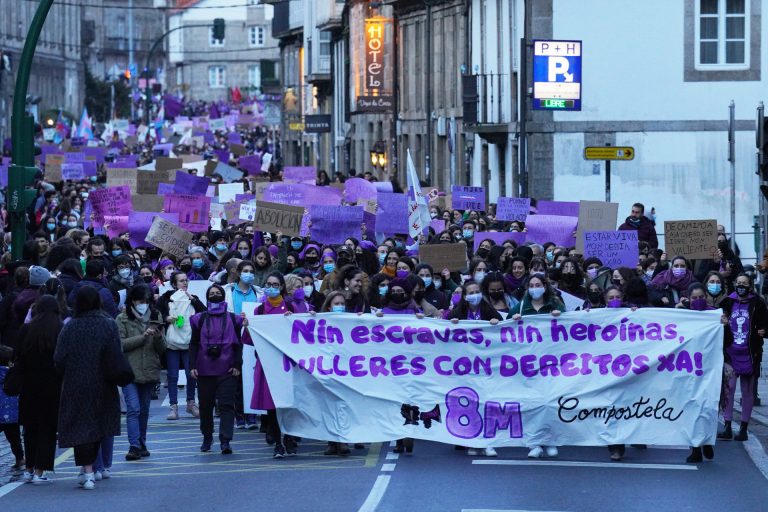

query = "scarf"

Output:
[[650, 269, 695, 292], [380, 265, 396, 278], [504, 274, 524, 290]]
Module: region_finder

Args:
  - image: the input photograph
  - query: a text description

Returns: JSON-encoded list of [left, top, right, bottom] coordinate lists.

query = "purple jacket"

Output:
[[189, 310, 244, 377]]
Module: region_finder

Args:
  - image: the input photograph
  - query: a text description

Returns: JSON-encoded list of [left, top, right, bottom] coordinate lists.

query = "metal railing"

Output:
[[462, 73, 510, 125]]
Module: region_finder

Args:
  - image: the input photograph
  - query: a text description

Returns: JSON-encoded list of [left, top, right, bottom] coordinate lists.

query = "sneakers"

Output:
[[483, 447, 498, 457], [221, 441, 233, 455], [545, 446, 559, 457], [125, 446, 142, 461], [32, 474, 52, 485], [527, 446, 544, 458], [94, 471, 103, 481], [284, 435, 298, 456], [201, 437, 213, 452], [79, 472, 95, 490], [235, 416, 246, 429], [186, 401, 200, 418], [21, 471, 34, 483], [245, 414, 259, 430], [273, 444, 286, 459], [467, 448, 480, 456], [101, 469, 111, 480], [167, 404, 179, 420], [139, 444, 151, 458]]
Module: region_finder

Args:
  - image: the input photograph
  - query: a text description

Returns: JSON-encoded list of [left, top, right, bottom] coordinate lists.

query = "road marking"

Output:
[[380, 463, 396, 472], [161, 395, 170, 407], [388, 441, 396, 447], [53, 448, 73, 467], [472, 460, 697, 470], [358, 475, 391, 512], [385, 452, 399, 460], [0, 483, 23, 499], [364, 443, 382, 467], [744, 433, 768, 481]]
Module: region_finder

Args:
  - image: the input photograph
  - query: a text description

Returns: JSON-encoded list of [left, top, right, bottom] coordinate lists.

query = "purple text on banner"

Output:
[[375, 193, 409, 235], [345, 177, 378, 203], [157, 183, 175, 195], [129, 212, 180, 247], [451, 186, 486, 211], [64, 152, 85, 162], [163, 194, 211, 232], [174, 171, 210, 195], [473, 231, 527, 252], [309, 206, 364, 245], [283, 166, 317, 185], [536, 200, 579, 217], [496, 197, 531, 222], [61, 163, 85, 181], [525, 214, 578, 247], [238, 154, 262, 175], [583, 231, 639, 269], [263, 183, 341, 207]]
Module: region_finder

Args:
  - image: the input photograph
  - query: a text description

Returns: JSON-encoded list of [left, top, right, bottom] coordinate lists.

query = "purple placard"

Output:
[[61, 163, 85, 181], [583, 231, 639, 269], [235, 193, 256, 202], [496, 197, 531, 222], [214, 148, 230, 163], [473, 232, 527, 252], [104, 215, 130, 239], [536, 200, 579, 217], [129, 212, 180, 247], [263, 183, 341, 207], [83, 146, 106, 163], [525, 214, 578, 247], [153, 143, 173, 157], [309, 205, 364, 244], [373, 181, 393, 193], [451, 186, 486, 211], [64, 152, 85, 162], [89, 185, 132, 219], [157, 183, 175, 195], [238, 154, 262, 175], [283, 166, 317, 185], [163, 194, 211, 232], [174, 171, 210, 195], [375, 193, 409, 235], [429, 219, 447, 233], [345, 177, 377, 203], [227, 132, 242, 145], [81, 160, 97, 177]]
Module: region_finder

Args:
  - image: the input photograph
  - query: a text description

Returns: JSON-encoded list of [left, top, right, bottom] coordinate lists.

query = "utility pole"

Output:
[[728, 100, 736, 253], [128, 0, 135, 120]]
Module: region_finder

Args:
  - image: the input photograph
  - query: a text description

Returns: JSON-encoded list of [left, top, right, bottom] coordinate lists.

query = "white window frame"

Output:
[[694, 0, 749, 70], [208, 66, 226, 88], [209, 26, 225, 47], [249, 26, 265, 47], [248, 64, 262, 89]]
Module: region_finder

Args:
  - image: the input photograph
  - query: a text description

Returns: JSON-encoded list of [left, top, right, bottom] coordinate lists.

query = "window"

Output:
[[248, 64, 261, 89], [208, 66, 226, 88], [696, 0, 748, 68], [249, 26, 265, 47], [209, 26, 225, 47]]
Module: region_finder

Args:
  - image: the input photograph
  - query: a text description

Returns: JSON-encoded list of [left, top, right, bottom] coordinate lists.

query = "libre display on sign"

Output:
[[533, 40, 582, 111]]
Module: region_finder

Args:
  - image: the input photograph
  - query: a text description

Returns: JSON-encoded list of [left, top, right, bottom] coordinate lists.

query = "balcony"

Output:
[[462, 73, 516, 143], [271, 0, 303, 39]]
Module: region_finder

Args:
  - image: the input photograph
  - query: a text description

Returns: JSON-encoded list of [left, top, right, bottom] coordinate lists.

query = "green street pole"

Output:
[[10, 0, 55, 260]]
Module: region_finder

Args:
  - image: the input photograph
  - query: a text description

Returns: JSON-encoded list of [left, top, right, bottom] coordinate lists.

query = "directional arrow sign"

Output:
[[583, 146, 636, 161]]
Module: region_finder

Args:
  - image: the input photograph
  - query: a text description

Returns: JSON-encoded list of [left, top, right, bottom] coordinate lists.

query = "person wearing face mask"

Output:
[[289, 237, 305, 254], [582, 282, 605, 310], [639, 257, 658, 285], [298, 244, 323, 277], [320, 247, 355, 294], [650, 256, 695, 307], [332, 266, 370, 313], [368, 273, 391, 310], [157, 272, 207, 421], [250, 247, 277, 287], [284, 274, 313, 313], [153, 259, 178, 288], [187, 247, 212, 280], [207, 232, 231, 265], [67, 260, 119, 318], [543, 243, 556, 266], [474, 240, 495, 261], [718, 273, 768, 444], [190, 284, 245, 455], [510, 274, 563, 459], [481, 271, 519, 316], [377, 278, 422, 316], [558, 258, 586, 300], [461, 220, 476, 242], [394, 257, 415, 280], [702, 271, 726, 307], [468, 258, 489, 286], [582, 257, 603, 282], [117, 285, 166, 461], [234, 239, 252, 262], [415, 264, 449, 311], [223, 261, 260, 316], [108, 255, 136, 299], [299, 271, 324, 311]]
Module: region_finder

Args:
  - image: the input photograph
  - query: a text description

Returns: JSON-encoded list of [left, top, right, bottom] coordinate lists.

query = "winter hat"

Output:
[[359, 240, 376, 252], [388, 277, 413, 295], [29, 265, 52, 287], [267, 245, 279, 259]]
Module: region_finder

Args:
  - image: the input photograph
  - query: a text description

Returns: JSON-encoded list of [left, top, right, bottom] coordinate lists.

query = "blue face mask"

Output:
[[90, 176, 98, 182], [546, 252, 554, 262], [378, 253, 386, 264], [112, 249, 122, 257], [707, 283, 722, 296], [323, 263, 335, 273], [395, 241, 404, 249], [422, 276, 433, 288], [240, 272, 254, 284], [46, 223, 56, 230], [331, 305, 345, 313], [215, 243, 227, 252], [378, 285, 388, 296], [291, 241, 303, 250], [264, 287, 281, 298], [192, 258, 204, 269], [463, 229, 473, 239]]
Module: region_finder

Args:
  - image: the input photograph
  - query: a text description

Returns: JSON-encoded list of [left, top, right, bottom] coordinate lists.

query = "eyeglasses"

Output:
[[265, 282, 281, 287]]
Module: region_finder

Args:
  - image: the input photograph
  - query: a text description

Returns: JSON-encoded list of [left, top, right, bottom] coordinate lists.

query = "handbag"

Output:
[[2, 363, 22, 397], [103, 340, 135, 387]]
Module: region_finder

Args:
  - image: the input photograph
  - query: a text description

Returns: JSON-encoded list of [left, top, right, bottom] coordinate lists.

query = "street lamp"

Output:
[[370, 140, 387, 170]]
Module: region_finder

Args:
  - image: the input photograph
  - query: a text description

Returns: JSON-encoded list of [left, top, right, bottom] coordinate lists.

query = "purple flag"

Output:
[[163, 94, 184, 119], [209, 102, 221, 119]]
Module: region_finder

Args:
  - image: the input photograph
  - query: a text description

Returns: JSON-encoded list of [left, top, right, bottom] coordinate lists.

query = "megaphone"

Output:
[[419, 405, 442, 429]]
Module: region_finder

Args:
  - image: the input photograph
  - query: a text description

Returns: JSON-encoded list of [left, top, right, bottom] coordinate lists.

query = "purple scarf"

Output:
[[504, 274, 524, 290], [650, 269, 695, 292]]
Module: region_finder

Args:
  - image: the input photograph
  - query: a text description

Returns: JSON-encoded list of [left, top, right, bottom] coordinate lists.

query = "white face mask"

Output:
[[303, 285, 314, 297], [474, 271, 486, 283], [164, 269, 174, 280], [118, 268, 132, 279], [134, 303, 149, 315], [528, 287, 545, 300]]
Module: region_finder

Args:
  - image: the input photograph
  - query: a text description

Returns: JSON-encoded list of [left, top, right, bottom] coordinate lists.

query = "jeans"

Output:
[[123, 382, 154, 449], [166, 349, 196, 405], [93, 436, 114, 472], [198, 375, 237, 443]]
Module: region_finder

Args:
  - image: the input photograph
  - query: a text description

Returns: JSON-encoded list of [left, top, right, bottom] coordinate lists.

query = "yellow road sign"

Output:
[[584, 146, 635, 160]]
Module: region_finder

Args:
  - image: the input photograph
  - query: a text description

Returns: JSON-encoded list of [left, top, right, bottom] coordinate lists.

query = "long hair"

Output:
[[23, 295, 62, 355]]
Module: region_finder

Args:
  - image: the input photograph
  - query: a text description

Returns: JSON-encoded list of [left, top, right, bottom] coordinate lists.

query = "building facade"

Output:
[[167, 0, 281, 102]]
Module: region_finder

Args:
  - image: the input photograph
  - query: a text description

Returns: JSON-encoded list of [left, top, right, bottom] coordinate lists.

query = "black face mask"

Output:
[[735, 285, 750, 297], [561, 273, 578, 284], [208, 295, 224, 304], [489, 290, 505, 301], [413, 291, 425, 302], [390, 292, 408, 304], [180, 264, 192, 273], [612, 279, 622, 287], [337, 257, 353, 268], [587, 291, 602, 303], [305, 256, 318, 264], [476, 248, 489, 259], [142, 275, 153, 284]]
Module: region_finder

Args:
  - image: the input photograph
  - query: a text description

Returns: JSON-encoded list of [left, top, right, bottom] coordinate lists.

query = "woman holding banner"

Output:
[[718, 273, 768, 443], [510, 274, 564, 459], [649, 256, 695, 306]]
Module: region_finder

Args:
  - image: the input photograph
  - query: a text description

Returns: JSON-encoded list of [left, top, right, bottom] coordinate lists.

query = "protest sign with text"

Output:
[[495, 197, 530, 222], [576, 201, 619, 254], [253, 201, 305, 237], [145, 216, 193, 258], [664, 220, 718, 260], [583, 231, 639, 268]]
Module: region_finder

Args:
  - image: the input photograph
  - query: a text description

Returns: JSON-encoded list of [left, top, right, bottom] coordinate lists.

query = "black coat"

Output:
[[17, 324, 61, 428], [54, 311, 122, 448]]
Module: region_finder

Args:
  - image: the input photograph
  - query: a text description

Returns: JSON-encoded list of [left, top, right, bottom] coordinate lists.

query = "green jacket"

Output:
[[515, 294, 565, 317], [117, 311, 166, 384]]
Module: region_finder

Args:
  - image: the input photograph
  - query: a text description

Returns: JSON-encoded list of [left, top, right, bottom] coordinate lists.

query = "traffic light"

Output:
[[7, 165, 38, 213], [212, 18, 225, 42]]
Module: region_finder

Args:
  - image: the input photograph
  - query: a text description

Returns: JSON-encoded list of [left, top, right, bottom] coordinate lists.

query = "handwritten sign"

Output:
[[240, 203, 258, 222], [145, 216, 193, 258], [163, 194, 211, 232], [345, 177, 378, 203], [254, 201, 305, 237], [418, 243, 468, 272], [89, 186, 131, 220], [576, 201, 619, 254], [495, 197, 530, 222], [451, 186, 485, 211], [137, 169, 178, 195], [583, 231, 639, 268], [664, 220, 718, 260], [61, 163, 85, 181], [375, 193, 409, 235], [155, 157, 183, 172], [106, 168, 138, 194]]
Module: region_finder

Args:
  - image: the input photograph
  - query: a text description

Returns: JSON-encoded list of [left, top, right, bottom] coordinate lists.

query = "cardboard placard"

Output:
[[106, 168, 139, 194], [418, 243, 468, 272], [132, 194, 165, 212], [45, 164, 62, 183], [230, 143, 247, 157], [663, 219, 718, 260], [145, 217, 194, 258], [451, 186, 486, 211], [253, 200, 305, 237], [155, 157, 183, 171], [137, 169, 178, 195], [575, 200, 619, 254]]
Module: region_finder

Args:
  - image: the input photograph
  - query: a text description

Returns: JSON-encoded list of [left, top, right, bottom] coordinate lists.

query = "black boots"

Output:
[[717, 420, 733, 440], [734, 421, 749, 441], [687, 445, 715, 463]]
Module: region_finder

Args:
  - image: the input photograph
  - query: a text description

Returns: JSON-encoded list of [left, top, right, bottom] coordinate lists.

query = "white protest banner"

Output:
[[247, 309, 723, 448]]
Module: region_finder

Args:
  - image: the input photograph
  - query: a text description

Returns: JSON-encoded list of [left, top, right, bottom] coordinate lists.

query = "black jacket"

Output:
[[721, 295, 768, 371]]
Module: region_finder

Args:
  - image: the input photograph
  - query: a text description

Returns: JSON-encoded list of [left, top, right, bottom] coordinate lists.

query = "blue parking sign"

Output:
[[532, 40, 582, 111]]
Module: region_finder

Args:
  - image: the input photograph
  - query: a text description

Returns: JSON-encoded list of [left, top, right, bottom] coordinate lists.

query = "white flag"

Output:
[[406, 149, 432, 240]]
